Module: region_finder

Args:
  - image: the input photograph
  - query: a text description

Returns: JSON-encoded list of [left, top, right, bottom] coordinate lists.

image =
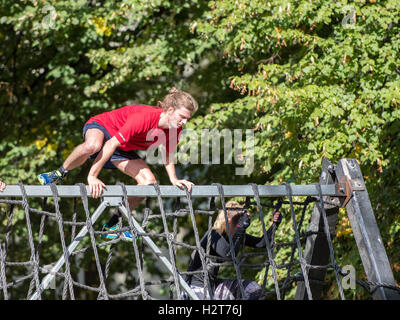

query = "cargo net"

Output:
[[0, 182, 396, 300]]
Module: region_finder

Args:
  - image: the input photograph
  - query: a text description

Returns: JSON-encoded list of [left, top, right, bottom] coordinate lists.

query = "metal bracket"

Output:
[[335, 176, 365, 207], [102, 196, 123, 207]]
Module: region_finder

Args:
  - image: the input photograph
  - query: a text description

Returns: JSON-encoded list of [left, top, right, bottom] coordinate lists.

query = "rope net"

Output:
[[0, 182, 396, 300]]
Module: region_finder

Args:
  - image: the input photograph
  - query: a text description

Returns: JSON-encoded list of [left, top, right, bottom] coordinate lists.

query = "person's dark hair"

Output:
[[158, 87, 198, 114]]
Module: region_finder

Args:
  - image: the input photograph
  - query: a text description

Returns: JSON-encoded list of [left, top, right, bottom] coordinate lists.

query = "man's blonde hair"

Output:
[[213, 200, 247, 235], [157, 87, 198, 114]]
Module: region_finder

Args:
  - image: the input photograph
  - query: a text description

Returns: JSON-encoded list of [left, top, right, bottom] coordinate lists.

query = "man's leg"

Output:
[[112, 158, 157, 210], [62, 128, 105, 170], [38, 128, 104, 185], [101, 159, 156, 241]]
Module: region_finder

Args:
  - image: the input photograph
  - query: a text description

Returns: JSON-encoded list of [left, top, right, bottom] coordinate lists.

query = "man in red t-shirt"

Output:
[[38, 88, 198, 239]]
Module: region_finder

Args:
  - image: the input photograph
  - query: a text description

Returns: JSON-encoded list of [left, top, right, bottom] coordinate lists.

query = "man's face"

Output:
[[167, 107, 192, 129]]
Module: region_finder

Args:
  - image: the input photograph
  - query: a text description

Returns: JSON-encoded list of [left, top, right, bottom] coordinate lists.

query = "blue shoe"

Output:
[[101, 224, 134, 242], [101, 224, 118, 240], [121, 231, 134, 242], [38, 170, 63, 185]]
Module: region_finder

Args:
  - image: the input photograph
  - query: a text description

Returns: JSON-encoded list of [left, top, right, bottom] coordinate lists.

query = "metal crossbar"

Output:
[[1, 184, 341, 198]]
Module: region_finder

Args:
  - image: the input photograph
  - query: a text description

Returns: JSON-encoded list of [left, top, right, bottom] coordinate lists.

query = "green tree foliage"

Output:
[[186, 0, 400, 298], [0, 0, 399, 299]]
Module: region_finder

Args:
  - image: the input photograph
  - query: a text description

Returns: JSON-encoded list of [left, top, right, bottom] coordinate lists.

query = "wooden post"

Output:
[[335, 159, 400, 300], [296, 158, 400, 300]]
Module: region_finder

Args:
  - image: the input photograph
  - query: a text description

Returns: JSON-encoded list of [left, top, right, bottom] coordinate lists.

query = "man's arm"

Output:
[[87, 136, 121, 198], [162, 148, 194, 192]]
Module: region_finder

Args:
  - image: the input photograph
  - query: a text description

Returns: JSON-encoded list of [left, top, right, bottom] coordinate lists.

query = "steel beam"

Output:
[[1, 184, 340, 198]]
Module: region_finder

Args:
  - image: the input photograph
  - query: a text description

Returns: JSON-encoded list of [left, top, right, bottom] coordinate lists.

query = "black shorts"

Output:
[[82, 121, 141, 169]]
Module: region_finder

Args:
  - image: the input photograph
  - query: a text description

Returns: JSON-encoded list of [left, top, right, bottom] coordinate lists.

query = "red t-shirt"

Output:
[[86, 105, 182, 153]]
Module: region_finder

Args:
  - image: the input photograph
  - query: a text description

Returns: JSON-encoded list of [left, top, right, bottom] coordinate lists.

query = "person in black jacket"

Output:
[[183, 200, 282, 300]]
